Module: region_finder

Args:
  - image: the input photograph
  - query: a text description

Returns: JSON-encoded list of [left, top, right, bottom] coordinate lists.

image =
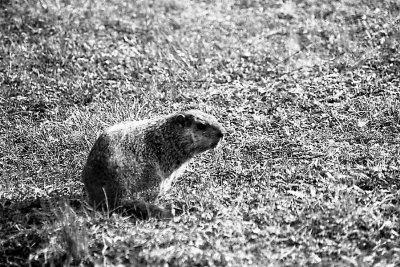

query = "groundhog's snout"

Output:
[[212, 126, 226, 147], [217, 129, 224, 139], [215, 124, 226, 138]]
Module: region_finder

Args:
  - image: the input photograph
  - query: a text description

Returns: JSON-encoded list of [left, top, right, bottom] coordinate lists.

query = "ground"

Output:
[[0, 0, 400, 266]]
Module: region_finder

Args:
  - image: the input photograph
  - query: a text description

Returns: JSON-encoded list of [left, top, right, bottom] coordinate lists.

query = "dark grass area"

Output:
[[1, 0, 400, 266]]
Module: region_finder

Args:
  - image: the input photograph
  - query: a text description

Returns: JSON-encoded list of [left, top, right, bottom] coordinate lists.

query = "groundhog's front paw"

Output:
[[157, 208, 173, 219]]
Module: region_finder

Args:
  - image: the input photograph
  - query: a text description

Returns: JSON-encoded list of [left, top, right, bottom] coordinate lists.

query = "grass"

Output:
[[1, 0, 400, 266]]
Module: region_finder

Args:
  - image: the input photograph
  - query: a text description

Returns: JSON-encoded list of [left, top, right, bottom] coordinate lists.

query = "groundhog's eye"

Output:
[[196, 122, 207, 130]]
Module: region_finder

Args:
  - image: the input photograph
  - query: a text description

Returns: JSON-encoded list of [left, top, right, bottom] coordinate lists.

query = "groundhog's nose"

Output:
[[217, 128, 226, 139]]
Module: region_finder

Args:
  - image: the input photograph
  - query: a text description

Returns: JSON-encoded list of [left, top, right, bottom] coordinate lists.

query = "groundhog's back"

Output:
[[82, 119, 160, 206]]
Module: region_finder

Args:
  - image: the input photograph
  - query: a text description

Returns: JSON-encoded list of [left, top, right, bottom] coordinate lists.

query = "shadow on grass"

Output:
[[0, 195, 84, 267], [0, 195, 182, 266]]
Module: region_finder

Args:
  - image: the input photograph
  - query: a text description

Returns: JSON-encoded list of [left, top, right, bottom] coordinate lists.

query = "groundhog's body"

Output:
[[82, 110, 225, 218]]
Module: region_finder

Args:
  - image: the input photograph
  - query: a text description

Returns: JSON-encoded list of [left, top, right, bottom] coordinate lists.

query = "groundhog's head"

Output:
[[172, 110, 226, 154]]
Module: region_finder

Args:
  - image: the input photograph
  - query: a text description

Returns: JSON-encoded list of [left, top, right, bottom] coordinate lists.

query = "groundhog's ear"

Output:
[[175, 114, 186, 127]]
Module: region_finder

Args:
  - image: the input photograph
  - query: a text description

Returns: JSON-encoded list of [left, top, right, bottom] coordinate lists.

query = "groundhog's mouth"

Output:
[[211, 140, 220, 148]]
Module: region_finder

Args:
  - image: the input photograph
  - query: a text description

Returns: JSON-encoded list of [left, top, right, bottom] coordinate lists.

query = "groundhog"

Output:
[[82, 109, 225, 219]]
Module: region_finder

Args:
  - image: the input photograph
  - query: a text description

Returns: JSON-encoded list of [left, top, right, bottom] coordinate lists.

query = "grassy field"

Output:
[[1, 0, 400, 266]]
